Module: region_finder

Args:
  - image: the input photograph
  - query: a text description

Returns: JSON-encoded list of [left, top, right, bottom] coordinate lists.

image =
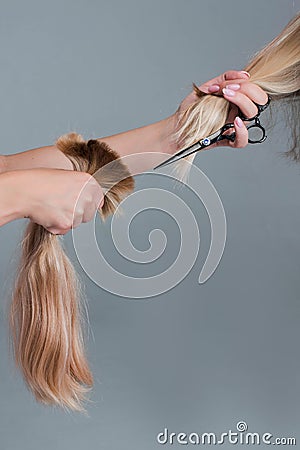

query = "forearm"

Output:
[[1, 115, 178, 175], [0, 172, 24, 226], [4, 145, 73, 172], [102, 115, 177, 155]]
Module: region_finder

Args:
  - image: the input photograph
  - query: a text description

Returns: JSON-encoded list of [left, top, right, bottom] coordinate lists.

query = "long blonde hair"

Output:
[[173, 12, 300, 181], [9, 134, 134, 413]]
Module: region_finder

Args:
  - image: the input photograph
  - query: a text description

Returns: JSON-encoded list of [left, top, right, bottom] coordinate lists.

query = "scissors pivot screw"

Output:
[[201, 138, 211, 146]]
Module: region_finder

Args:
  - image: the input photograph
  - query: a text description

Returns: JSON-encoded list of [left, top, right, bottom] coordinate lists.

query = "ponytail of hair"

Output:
[[9, 134, 134, 413]]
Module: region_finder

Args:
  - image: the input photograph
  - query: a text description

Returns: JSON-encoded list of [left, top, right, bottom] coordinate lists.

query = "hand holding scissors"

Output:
[[154, 70, 270, 169]]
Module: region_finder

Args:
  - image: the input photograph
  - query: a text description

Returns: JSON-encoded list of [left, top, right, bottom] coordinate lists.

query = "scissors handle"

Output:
[[220, 117, 267, 144]]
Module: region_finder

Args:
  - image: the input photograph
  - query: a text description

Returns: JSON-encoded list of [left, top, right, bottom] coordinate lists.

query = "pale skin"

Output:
[[0, 70, 268, 235]]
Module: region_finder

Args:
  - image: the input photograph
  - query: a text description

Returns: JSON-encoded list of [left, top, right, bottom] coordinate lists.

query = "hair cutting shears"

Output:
[[153, 94, 271, 170]]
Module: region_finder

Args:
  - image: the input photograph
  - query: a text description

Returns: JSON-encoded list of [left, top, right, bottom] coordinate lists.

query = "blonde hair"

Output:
[[9, 134, 134, 413], [172, 12, 300, 182]]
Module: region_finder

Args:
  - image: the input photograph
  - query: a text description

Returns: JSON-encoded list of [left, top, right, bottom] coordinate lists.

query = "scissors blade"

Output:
[[153, 141, 201, 170]]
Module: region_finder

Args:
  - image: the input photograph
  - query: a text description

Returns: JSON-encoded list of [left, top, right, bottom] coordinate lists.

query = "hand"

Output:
[[178, 70, 269, 150], [9, 168, 104, 235]]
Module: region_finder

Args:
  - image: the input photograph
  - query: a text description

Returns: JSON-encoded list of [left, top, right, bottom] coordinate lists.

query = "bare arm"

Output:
[[4, 145, 74, 172], [0, 116, 177, 231], [1, 70, 268, 176], [0, 171, 23, 226], [2, 115, 177, 175]]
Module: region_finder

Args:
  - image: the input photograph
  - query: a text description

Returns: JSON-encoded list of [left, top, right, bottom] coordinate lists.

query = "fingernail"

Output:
[[235, 116, 243, 128], [208, 84, 220, 93], [222, 88, 235, 97], [241, 71, 250, 77], [226, 83, 240, 91]]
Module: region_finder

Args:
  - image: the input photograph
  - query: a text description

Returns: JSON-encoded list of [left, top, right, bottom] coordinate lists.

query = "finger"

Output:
[[222, 89, 260, 119], [86, 176, 104, 209], [82, 203, 98, 224], [230, 116, 248, 148], [223, 70, 250, 81], [199, 70, 250, 94], [72, 178, 103, 226], [73, 194, 102, 226], [71, 202, 85, 228], [224, 81, 268, 105]]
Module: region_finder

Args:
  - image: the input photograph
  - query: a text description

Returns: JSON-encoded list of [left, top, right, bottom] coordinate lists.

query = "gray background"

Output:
[[0, 0, 299, 449]]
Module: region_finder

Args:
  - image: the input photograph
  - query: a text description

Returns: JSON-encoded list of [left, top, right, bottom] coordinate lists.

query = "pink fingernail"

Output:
[[222, 88, 235, 97], [226, 84, 240, 91], [235, 116, 243, 128], [208, 84, 220, 92], [241, 71, 250, 77]]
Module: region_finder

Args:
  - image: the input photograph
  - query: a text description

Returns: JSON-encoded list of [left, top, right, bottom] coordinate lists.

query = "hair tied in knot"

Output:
[[87, 139, 98, 150]]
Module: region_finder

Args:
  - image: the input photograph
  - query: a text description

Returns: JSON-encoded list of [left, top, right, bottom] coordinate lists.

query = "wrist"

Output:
[[158, 114, 181, 156]]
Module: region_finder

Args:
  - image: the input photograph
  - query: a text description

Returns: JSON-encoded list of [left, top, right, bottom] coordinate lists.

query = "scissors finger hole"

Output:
[[247, 124, 266, 143]]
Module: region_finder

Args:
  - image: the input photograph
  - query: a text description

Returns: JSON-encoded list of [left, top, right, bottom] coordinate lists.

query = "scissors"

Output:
[[153, 94, 271, 170]]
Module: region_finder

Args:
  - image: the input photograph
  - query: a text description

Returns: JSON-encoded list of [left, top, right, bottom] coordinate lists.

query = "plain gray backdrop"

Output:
[[0, 1, 299, 449]]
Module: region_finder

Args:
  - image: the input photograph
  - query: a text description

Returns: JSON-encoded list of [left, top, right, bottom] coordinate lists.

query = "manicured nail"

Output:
[[208, 84, 220, 93], [226, 84, 240, 91], [235, 116, 243, 128], [241, 71, 250, 77], [222, 88, 235, 97]]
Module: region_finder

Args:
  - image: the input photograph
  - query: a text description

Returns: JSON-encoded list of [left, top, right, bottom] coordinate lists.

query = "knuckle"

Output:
[[82, 216, 90, 224], [82, 190, 93, 202], [57, 217, 73, 231], [82, 212, 94, 223], [74, 206, 84, 218], [87, 194, 100, 209]]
